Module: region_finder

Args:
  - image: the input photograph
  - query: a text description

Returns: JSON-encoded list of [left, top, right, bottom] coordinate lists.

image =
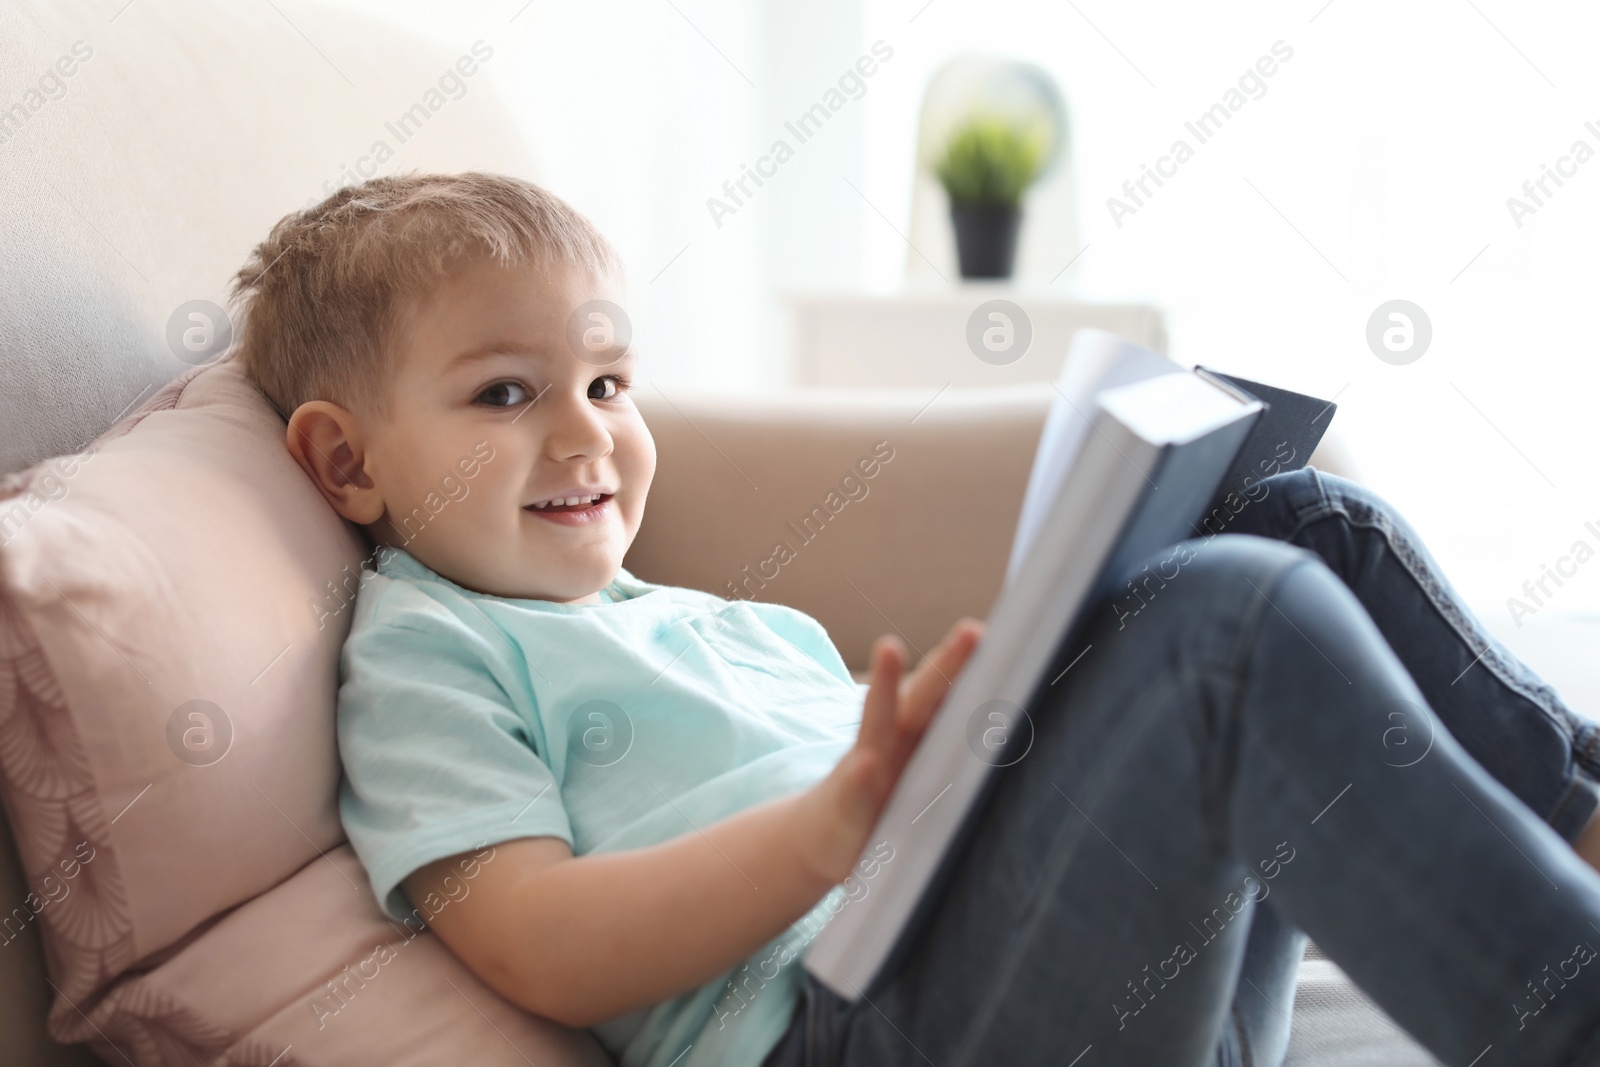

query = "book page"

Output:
[[1005, 329, 1184, 586]]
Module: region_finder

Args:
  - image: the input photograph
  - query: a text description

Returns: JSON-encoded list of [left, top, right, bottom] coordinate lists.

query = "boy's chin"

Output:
[[513, 561, 620, 604], [399, 543, 618, 603], [535, 583, 612, 605], [472, 574, 610, 604]]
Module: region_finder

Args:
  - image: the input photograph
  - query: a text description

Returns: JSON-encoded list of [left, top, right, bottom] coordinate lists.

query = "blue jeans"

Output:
[[761, 468, 1600, 1067]]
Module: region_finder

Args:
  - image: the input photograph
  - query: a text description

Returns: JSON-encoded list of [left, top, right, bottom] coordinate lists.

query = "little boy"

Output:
[[231, 172, 982, 1067]]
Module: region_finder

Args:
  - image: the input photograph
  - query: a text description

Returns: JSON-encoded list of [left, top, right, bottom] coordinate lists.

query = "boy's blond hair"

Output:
[[230, 172, 621, 418]]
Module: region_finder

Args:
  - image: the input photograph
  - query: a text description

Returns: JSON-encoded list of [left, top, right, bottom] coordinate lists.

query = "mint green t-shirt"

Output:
[[335, 546, 865, 1067]]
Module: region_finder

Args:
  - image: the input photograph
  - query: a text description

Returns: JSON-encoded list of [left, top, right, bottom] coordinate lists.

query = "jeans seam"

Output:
[[1292, 473, 1577, 731], [1277, 472, 1598, 809]]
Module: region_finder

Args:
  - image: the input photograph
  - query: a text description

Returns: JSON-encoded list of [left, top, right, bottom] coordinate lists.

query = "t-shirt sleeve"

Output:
[[336, 583, 574, 922]]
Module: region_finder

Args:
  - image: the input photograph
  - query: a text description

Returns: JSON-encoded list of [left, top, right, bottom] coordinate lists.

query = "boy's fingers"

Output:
[[857, 634, 904, 754], [900, 620, 982, 723]]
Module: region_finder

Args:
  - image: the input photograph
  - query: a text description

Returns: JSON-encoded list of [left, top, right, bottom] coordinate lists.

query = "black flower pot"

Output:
[[950, 203, 1022, 279]]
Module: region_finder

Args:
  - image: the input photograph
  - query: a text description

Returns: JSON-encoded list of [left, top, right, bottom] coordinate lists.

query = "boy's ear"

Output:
[[284, 401, 387, 525]]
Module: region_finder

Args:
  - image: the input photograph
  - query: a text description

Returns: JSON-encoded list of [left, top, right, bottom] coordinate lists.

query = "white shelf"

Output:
[[782, 287, 1167, 389]]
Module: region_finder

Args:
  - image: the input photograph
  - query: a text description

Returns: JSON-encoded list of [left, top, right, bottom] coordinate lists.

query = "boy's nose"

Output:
[[543, 394, 613, 461]]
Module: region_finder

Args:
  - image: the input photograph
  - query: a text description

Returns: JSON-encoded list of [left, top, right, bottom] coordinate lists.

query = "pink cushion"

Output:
[[0, 358, 609, 1064]]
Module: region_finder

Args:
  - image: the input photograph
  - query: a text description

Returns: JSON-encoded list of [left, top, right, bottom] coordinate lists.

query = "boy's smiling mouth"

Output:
[[523, 490, 615, 525]]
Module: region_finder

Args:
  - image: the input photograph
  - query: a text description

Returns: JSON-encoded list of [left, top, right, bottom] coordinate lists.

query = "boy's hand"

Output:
[[797, 617, 985, 887]]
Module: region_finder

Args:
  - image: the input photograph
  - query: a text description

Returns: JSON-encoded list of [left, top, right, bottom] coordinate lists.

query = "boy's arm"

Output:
[[408, 790, 830, 1029], [405, 617, 983, 1030]]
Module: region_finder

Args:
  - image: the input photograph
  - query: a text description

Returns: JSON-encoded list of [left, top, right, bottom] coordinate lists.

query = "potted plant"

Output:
[[933, 114, 1046, 279]]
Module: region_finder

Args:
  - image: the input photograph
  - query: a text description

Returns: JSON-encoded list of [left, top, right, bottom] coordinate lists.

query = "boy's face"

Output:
[[360, 260, 654, 604]]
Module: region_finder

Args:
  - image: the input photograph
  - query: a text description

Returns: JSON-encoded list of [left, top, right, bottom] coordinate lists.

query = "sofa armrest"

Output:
[[627, 384, 1052, 673]]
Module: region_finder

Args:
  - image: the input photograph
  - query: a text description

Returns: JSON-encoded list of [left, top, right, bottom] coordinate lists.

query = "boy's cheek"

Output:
[[626, 424, 658, 514]]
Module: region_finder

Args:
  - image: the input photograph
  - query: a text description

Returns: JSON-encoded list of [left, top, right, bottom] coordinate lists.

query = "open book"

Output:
[[801, 328, 1336, 999]]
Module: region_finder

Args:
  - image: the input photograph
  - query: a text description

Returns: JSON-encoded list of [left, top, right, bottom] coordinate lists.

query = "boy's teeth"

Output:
[[532, 493, 603, 509]]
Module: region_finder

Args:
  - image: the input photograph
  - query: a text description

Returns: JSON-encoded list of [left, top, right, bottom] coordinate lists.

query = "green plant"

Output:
[[933, 114, 1047, 208]]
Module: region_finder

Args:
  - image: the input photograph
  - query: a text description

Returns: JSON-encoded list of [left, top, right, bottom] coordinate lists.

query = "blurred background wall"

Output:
[[38, 0, 1600, 622]]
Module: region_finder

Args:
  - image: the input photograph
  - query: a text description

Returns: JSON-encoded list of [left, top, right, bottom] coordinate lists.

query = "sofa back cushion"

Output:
[[0, 0, 538, 477], [625, 385, 1051, 672]]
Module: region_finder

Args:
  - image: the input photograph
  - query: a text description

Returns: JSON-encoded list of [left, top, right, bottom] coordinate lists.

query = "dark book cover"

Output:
[[1192, 369, 1336, 534]]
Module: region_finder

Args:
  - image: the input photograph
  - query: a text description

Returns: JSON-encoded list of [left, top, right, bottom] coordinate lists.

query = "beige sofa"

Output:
[[13, 2, 1597, 1065]]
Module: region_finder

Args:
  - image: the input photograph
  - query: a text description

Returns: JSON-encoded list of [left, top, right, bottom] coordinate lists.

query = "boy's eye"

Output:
[[477, 381, 530, 408], [588, 375, 627, 401]]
